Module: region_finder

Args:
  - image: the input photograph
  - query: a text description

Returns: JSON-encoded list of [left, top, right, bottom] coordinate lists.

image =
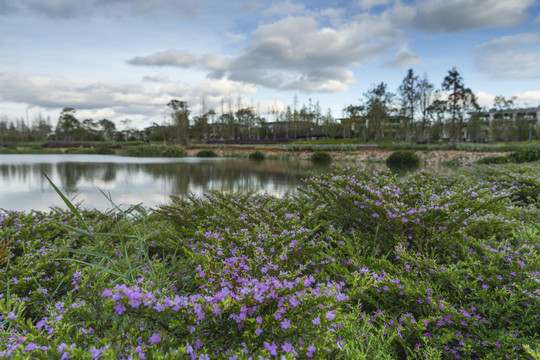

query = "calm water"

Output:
[[0, 154, 355, 211]]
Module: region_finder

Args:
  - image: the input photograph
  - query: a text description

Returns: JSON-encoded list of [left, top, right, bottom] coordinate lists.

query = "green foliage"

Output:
[[249, 150, 266, 161], [508, 144, 540, 163], [64, 147, 116, 155], [310, 151, 332, 164], [386, 150, 420, 167], [119, 144, 187, 157], [195, 149, 219, 158], [1, 164, 539, 359], [286, 144, 357, 151], [476, 155, 509, 165]]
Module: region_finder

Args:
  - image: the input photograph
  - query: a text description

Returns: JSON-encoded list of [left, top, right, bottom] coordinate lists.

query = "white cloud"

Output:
[[127, 50, 198, 67], [514, 90, 540, 102], [263, 0, 307, 16], [387, 47, 421, 67], [16, 0, 203, 19], [472, 33, 540, 79], [142, 74, 170, 83], [475, 91, 496, 107], [534, 13, 540, 26], [225, 31, 247, 43], [127, 13, 405, 93], [0, 71, 260, 125], [392, 0, 535, 33], [358, 0, 391, 11]]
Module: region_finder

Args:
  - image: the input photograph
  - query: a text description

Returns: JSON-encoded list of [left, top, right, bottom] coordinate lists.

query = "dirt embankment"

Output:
[[186, 146, 508, 166]]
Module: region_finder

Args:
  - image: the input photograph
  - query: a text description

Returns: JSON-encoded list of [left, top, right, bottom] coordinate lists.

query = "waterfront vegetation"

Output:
[[1, 160, 539, 359]]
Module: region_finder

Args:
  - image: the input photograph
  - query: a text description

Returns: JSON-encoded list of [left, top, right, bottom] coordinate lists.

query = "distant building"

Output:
[[467, 106, 540, 142]]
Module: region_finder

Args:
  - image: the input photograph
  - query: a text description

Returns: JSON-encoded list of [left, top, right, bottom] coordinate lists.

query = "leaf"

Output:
[[43, 172, 92, 234]]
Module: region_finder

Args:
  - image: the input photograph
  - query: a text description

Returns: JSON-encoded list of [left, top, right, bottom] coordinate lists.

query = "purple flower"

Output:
[[312, 317, 320, 325], [281, 342, 293, 353], [325, 310, 336, 320], [255, 327, 263, 335], [306, 344, 316, 358], [7, 312, 17, 320], [281, 318, 290, 329], [264, 342, 278, 356], [114, 302, 126, 315], [24, 343, 40, 351], [149, 333, 161, 344]]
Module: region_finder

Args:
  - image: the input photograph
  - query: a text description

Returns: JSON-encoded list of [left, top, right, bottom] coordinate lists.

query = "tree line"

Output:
[[1, 67, 537, 145]]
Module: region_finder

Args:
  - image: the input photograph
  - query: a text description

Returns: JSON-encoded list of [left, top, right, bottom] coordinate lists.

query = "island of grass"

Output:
[[1, 162, 539, 359]]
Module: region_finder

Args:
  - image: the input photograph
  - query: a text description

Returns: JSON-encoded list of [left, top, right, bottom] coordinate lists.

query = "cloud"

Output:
[[514, 90, 540, 102], [474, 91, 496, 107], [0, 0, 18, 14], [391, 0, 535, 33], [127, 50, 198, 67], [358, 0, 391, 11], [0, 71, 259, 124], [263, 0, 307, 16], [7, 0, 203, 19], [472, 33, 540, 79], [225, 32, 247, 43], [127, 13, 405, 93], [142, 74, 170, 83], [534, 13, 540, 26], [387, 47, 421, 67]]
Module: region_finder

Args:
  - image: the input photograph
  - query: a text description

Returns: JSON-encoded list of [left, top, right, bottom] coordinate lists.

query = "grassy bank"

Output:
[[1, 163, 539, 359]]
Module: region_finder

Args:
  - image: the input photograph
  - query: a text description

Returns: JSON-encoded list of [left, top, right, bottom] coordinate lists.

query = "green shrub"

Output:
[[119, 144, 187, 157], [476, 155, 509, 164], [310, 151, 332, 164], [95, 147, 116, 155], [248, 151, 265, 161], [508, 144, 540, 163], [386, 150, 420, 167], [196, 150, 219, 158], [286, 144, 357, 151]]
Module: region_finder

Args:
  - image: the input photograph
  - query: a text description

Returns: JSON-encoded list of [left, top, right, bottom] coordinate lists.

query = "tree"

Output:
[[397, 68, 420, 142], [99, 119, 116, 141], [417, 74, 434, 142], [363, 82, 394, 141], [441, 68, 476, 148], [342, 105, 365, 139], [55, 108, 80, 141], [167, 100, 191, 144]]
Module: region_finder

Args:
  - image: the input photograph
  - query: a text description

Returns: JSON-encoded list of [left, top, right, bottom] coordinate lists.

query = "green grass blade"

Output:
[[54, 258, 127, 279], [43, 172, 92, 234]]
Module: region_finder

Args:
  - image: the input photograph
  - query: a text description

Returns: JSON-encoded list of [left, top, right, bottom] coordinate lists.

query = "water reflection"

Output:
[[0, 155, 333, 211], [0, 154, 462, 212]]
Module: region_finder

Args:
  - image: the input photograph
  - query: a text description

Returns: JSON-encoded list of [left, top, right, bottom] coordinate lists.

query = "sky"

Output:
[[1, 0, 540, 129]]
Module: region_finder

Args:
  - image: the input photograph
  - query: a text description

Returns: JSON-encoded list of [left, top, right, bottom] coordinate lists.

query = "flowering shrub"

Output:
[[1, 165, 539, 359]]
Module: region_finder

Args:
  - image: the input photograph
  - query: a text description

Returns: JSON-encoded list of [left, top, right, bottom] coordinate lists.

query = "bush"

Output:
[[386, 150, 420, 167], [508, 144, 540, 163], [196, 150, 219, 158], [286, 144, 357, 151], [310, 151, 332, 164], [2, 167, 539, 359], [476, 155, 509, 165], [248, 151, 265, 161], [119, 144, 187, 157]]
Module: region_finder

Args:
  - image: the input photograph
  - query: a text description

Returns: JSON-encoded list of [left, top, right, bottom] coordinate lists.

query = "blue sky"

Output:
[[1, 0, 539, 129]]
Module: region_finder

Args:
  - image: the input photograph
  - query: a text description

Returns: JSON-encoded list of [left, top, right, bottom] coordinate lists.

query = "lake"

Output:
[[2, 154, 371, 211]]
